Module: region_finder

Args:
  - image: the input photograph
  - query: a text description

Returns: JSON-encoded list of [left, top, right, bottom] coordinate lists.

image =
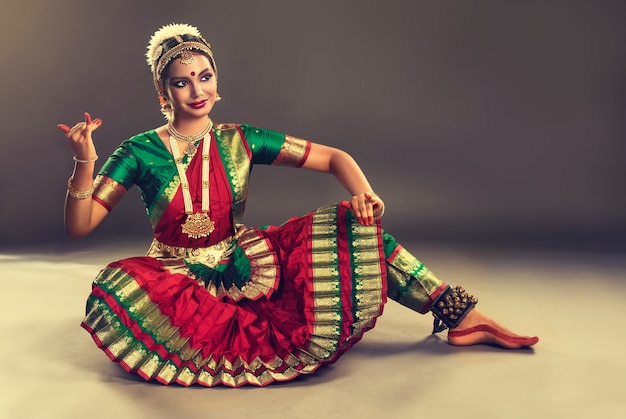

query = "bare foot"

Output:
[[447, 309, 538, 349]]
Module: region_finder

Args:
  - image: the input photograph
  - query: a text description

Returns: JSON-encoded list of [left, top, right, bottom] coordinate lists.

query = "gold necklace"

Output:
[[169, 129, 215, 239], [167, 118, 213, 157]]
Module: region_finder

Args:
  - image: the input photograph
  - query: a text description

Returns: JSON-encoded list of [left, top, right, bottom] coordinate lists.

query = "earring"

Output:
[[215, 93, 222, 102], [158, 93, 172, 112]]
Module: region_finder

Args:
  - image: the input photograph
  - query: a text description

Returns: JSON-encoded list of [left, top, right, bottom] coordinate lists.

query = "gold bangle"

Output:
[[67, 176, 95, 199], [373, 205, 385, 220], [73, 155, 98, 164]]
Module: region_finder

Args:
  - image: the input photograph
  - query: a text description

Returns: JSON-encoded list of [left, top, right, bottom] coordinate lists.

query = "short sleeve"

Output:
[[92, 140, 138, 211], [98, 140, 139, 188], [240, 124, 310, 167]]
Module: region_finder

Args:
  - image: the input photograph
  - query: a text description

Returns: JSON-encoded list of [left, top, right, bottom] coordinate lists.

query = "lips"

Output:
[[190, 100, 207, 109]]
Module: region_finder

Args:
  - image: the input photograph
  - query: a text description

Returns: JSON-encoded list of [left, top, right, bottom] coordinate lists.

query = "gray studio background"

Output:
[[0, 0, 624, 252]]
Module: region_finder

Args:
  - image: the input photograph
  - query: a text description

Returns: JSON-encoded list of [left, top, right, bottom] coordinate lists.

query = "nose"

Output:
[[190, 82, 204, 98]]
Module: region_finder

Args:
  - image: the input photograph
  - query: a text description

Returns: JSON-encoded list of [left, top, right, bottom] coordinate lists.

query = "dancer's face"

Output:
[[162, 53, 217, 120]]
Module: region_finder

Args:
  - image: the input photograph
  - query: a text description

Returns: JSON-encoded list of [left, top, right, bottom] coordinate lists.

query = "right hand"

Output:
[[58, 112, 102, 160]]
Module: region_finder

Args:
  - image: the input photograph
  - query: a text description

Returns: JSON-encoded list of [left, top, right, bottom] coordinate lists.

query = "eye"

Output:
[[171, 80, 188, 88], [200, 73, 213, 82]]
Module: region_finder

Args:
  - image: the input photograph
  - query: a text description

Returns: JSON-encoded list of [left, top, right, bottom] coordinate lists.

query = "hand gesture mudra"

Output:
[[348, 192, 385, 226], [58, 112, 102, 161]]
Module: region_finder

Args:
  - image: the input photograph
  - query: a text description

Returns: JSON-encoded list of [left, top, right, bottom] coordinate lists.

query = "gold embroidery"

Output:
[[354, 263, 384, 277], [312, 311, 342, 323], [238, 228, 280, 300], [390, 247, 441, 295], [215, 126, 250, 224], [312, 252, 338, 265], [310, 266, 339, 280], [157, 362, 178, 384], [136, 353, 165, 379], [147, 227, 280, 301], [176, 368, 197, 386], [308, 206, 342, 360], [312, 281, 340, 294], [93, 175, 127, 210], [84, 286, 325, 386], [121, 346, 148, 370], [84, 203, 388, 386], [147, 236, 235, 268], [272, 136, 309, 167], [106, 333, 135, 359], [127, 293, 154, 316], [347, 221, 386, 338], [150, 174, 181, 230], [306, 343, 332, 360], [218, 130, 247, 200]]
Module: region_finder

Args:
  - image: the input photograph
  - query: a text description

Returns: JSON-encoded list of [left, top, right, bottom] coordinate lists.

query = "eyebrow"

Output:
[[169, 67, 212, 79]]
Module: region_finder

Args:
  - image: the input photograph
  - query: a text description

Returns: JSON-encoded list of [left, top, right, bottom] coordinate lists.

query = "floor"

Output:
[[1, 241, 624, 419]]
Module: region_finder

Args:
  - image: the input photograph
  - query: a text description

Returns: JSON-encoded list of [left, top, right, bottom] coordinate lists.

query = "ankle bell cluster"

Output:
[[431, 285, 478, 333]]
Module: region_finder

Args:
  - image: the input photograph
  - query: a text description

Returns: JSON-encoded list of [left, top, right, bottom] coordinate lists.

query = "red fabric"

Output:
[[154, 134, 235, 248], [96, 206, 380, 368]]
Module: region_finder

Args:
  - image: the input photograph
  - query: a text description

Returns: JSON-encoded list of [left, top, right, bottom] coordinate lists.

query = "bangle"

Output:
[[73, 155, 98, 164], [67, 176, 95, 199], [373, 205, 385, 220]]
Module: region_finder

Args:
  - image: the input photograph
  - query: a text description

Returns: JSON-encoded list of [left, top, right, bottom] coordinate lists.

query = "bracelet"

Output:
[[373, 205, 385, 220], [73, 155, 98, 164], [67, 176, 95, 200]]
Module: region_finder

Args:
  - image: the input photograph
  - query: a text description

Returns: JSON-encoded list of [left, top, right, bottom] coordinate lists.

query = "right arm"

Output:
[[58, 112, 109, 237]]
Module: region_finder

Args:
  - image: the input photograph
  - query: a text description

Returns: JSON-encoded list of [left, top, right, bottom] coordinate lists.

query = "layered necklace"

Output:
[[168, 118, 215, 239], [167, 118, 213, 157]]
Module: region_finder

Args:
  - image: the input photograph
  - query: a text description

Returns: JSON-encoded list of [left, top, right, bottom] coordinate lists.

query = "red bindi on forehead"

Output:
[[191, 71, 196, 76]]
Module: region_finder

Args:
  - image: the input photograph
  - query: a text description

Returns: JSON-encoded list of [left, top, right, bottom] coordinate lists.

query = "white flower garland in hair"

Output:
[[146, 23, 202, 69]]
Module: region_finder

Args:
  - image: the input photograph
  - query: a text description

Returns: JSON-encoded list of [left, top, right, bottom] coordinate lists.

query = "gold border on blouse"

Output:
[[273, 135, 309, 167], [93, 175, 127, 210]]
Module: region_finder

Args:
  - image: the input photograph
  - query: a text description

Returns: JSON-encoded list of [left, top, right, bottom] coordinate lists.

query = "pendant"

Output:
[[184, 143, 198, 157], [181, 213, 215, 239]]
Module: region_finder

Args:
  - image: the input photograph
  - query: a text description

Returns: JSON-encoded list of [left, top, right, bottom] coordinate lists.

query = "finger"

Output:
[[351, 197, 362, 223], [358, 200, 373, 225], [57, 124, 71, 134], [355, 199, 371, 225], [372, 198, 385, 222], [365, 202, 374, 225], [84, 112, 92, 125], [363, 197, 374, 225]]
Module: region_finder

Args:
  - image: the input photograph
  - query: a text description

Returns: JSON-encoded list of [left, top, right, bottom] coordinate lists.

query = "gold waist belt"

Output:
[[146, 235, 236, 268]]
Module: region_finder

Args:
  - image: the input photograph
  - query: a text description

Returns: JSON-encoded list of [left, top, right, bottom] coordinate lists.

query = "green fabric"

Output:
[[97, 125, 288, 225], [98, 131, 179, 216], [186, 245, 252, 291], [238, 124, 286, 165], [382, 230, 399, 258], [382, 229, 443, 313]]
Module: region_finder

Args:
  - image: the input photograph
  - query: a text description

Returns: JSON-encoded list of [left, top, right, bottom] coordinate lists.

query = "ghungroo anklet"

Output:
[[431, 285, 478, 333]]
